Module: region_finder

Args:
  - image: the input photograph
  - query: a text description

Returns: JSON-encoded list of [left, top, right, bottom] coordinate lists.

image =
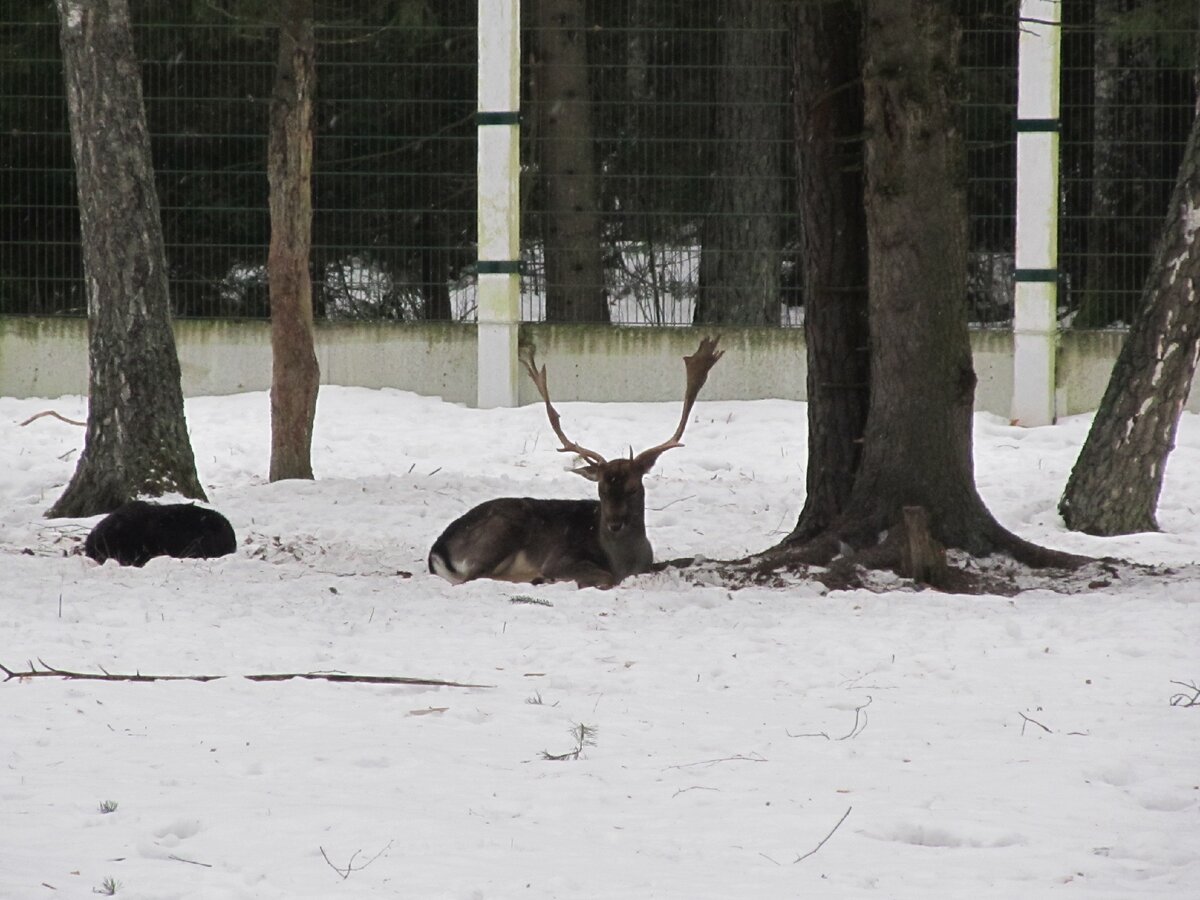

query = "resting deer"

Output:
[[429, 336, 723, 588]]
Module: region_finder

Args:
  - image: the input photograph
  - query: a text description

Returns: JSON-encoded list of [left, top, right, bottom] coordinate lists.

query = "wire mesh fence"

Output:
[[1061, 0, 1198, 328], [0, 1, 1195, 327]]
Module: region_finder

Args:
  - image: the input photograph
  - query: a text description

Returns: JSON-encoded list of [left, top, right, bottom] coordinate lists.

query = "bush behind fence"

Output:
[[0, 1, 1194, 328]]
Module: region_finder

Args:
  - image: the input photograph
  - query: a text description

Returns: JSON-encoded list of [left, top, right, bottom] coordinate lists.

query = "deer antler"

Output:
[[520, 345, 608, 467], [634, 335, 723, 467]]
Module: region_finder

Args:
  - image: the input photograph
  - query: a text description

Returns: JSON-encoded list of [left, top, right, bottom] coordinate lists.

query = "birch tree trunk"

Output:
[[268, 0, 320, 482], [47, 0, 206, 519], [1060, 106, 1200, 535]]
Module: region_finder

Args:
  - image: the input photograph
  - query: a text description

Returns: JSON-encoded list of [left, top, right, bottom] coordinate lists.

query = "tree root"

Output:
[[667, 505, 1111, 596]]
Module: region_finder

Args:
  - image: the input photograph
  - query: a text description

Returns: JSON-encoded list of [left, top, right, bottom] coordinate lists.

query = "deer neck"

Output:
[[595, 503, 653, 580]]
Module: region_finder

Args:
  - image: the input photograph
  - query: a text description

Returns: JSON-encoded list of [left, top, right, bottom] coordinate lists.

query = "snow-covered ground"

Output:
[[1, 386, 1197, 899]]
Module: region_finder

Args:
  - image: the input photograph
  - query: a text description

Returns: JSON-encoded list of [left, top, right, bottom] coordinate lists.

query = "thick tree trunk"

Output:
[[268, 0, 320, 482], [47, 0, 206, 519], [782, 0, 869, 543], [747, 0, 1085, 582], [1059, 106, 1200, 535], [842, 0, 985, 549], [532, 0, 608, 323], [694, 0, 784, 326]]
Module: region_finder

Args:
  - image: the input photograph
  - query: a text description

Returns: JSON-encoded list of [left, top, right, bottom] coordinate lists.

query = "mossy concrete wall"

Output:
[[0, 316, 1151, 417], [0, 318, 476, 403]]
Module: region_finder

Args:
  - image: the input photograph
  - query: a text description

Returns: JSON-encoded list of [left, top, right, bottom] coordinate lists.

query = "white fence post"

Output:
[[476, 0, 521, 408], [1011, 0, 1061, 426]]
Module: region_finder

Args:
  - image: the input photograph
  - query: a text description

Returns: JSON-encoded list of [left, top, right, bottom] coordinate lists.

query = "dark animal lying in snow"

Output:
[[85, 501, 237, 567]]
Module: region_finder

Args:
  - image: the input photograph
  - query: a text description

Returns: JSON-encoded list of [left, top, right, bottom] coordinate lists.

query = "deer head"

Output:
[[429, 336, 723, 587], [520, 334, 722, 519]]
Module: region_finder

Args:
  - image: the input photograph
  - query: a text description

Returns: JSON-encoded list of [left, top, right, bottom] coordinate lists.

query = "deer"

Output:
[[428, 336, 723, 588], [85, 500, 237, 567]]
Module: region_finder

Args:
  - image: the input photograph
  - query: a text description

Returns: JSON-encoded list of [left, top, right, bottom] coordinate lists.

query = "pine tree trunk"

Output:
[[1059, 106, 1200, 535], [1076, 0, 1158, 328], [694, 0, 784, 325], [721, 0, 1087, 583], [47, 0, 206, 519], [818, 0, 1006, 556], [533, 0, 608, 323], [268, 0, 320, 482], [782, 0, 869, 543]]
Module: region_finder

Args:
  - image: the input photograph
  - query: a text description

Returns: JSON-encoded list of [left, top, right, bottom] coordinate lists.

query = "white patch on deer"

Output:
[[428, 553, 466, 584]]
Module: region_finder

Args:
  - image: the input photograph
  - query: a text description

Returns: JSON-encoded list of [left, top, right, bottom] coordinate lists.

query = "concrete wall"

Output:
[[0, 316, 1149, 417], [0, 318, 478, 405]]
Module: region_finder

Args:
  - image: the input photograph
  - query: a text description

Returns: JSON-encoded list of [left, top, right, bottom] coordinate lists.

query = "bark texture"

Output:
[[47, 0, 206, 518], [751, 0, 1085, 578], [843, 0, 985, 549], [268, 0, 320, 482], [533, 0, 608, 323], [783, 0, 870, 542], [695, 0, 784, 325], [1060, 106, 1200, 535]]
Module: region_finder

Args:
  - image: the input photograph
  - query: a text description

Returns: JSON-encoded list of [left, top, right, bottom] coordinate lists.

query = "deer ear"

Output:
[[631, 450, 665, 475], [573, 464, 603, 482]]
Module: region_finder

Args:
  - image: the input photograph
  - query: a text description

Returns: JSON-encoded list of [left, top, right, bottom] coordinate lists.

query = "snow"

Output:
[[2, 386, 1198, 899]]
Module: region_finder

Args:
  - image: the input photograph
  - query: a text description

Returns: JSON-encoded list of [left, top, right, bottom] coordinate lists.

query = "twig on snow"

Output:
[[1170, 680, 1200, 707], [0, 659, 492, 689], [541, 723, 598, 761], [666, 752, 768, 770], [18, 410, 86, 427], [1019, 711, 1053, 735], [672, 785, 721, 798], [793, 806, 852, 864], [319, 840, 392, 880], [510, 594, 553, 607], [788, 696, 872, 741], [168, 854, 212, 868]]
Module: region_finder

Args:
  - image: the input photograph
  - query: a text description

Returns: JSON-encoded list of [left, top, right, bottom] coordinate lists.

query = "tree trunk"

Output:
[[532, 0, 608, 323], [782, 0, 869, 543], [748, 0, 1084, 581], [841, 0, 986, 549], [1076, 0, 1159, 328], [47, 0, 206, 519], [420, 213, 452, 320], [268, 0, 320, 482], [1059, 105, 1200, 535], [694, 0, 784, 326]]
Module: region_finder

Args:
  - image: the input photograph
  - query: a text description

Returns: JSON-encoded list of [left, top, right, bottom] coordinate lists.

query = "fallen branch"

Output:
[[1170, 680, 1200, 707], [794, 806, 852, 864], [19, 410, 86, 427], [0, 659, 491, 689], [541, 723, 598, 761]]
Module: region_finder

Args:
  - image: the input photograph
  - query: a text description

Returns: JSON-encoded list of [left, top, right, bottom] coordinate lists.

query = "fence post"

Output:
[[476, 0, 521, 408], [1011, 0, 1061, 426]]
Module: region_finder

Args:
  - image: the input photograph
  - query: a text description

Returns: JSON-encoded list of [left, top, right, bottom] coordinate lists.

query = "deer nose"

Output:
[[607, 520, 625, 534]]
